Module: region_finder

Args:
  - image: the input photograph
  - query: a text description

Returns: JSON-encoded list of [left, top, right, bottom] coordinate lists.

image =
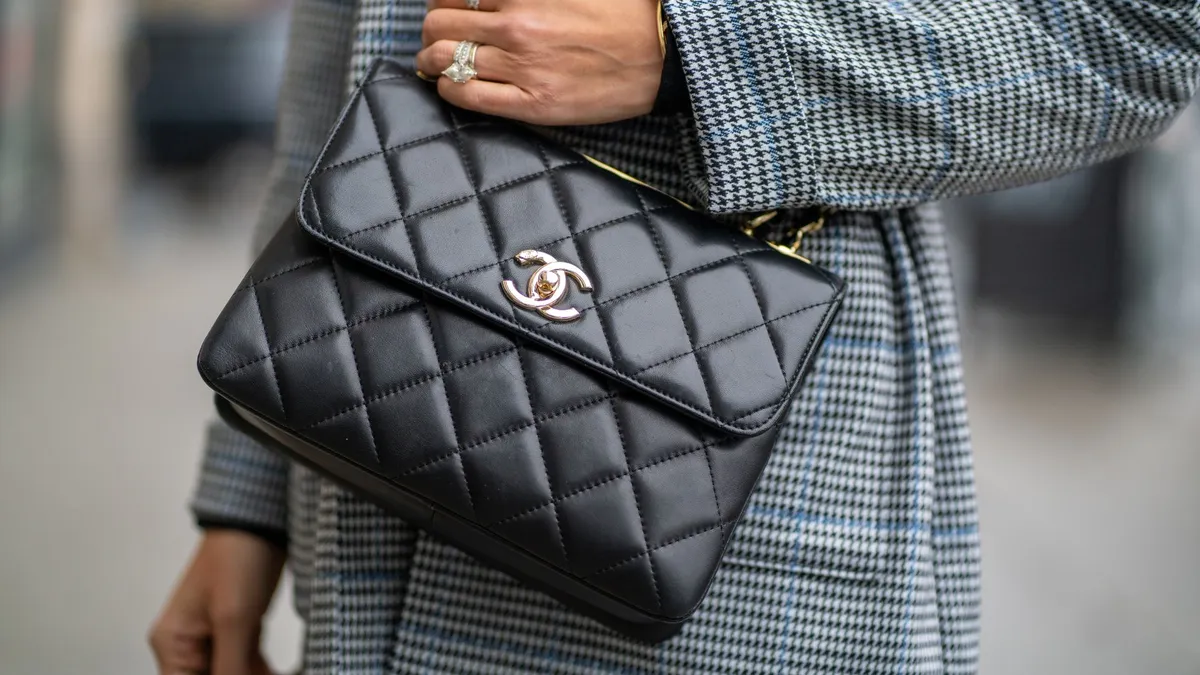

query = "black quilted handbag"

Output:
[[199, 58, 845, 641]]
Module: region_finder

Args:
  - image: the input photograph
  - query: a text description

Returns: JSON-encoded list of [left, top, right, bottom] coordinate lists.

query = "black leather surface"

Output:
[[299, 61, 843, 436], [198, 58, 844, 635]]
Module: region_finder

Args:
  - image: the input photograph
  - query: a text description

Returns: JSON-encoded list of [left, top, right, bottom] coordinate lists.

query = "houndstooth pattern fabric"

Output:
[[190, 0, 1200, 672], [666, 0, 1200, 213]]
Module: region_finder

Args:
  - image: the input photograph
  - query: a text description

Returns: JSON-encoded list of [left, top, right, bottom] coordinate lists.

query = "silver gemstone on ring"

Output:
[[466, 0, 480, 8], [442, 40, 479, 84]]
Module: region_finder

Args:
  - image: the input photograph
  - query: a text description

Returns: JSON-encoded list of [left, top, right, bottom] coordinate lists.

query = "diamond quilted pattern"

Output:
[[483, 179, 576, 262], [442, 348, 533, 445], [459, 425, 554, 522], [555, 475, 649, 576], [537, 400, 626, 496], [316, 155, 399, 238], [200, 216, 781, 619], [603, 286, 696, 374], [299, 61, 842, 437], [348, 307, 438, 395], [199, 59, 845, 628], [574, 216, 668, 301]]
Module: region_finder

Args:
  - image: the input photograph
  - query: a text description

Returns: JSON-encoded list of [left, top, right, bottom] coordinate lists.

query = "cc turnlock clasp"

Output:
[[500, 250, 593, 322]]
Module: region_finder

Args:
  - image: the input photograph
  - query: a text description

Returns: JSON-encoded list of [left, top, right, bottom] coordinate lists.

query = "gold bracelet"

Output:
[[657, 1, 667, 59]]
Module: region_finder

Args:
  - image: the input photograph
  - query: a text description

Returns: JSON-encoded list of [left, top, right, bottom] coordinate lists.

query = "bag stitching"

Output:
[[729, 263, 842, 422], [312, 71, 467, 174], [328, 160, 592, 245], [437, 109, 511, 526], [324, 258, 381, 464], [309, 230, 838, 433], [702, 439, 724, 540], [728, 231, 788, 382], [314, 127, 459, 176], [389, 203, 677, 291], [535, 250, 778, 319], [358, 81, 418, 263], [246, 280, 288, 422], [301, 344, 518, 430], [636, 189, 715, 413], [587, 517, 733, 580], [418, 301, 465, 446], [241, 257, 326, 289], [632, 300, 831, 376], [399, 392, 616, 477], [212, 297, 424, 380], [446, 109, 507, 305], [485, 435, 728, 529], [513, 342, 572, 570], [608, 394, 662, 612]]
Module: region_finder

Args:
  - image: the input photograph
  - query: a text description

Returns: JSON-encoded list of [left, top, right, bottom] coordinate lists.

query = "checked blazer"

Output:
[[190, 0, 1200, 673]]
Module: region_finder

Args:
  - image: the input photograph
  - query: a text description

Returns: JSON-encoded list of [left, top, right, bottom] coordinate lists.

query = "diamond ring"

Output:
[[466, 0, 480, 8], [442, 40, 480, 84]]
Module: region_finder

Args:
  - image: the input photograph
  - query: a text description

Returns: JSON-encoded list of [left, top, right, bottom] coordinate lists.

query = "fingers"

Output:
[[148, 621, 211, 675], [435, 76, 537, 122], [416, 40, 518, 84], [150, 557, 215, 675], [150, 534, 283, 675], [422, 8, 512, 49]]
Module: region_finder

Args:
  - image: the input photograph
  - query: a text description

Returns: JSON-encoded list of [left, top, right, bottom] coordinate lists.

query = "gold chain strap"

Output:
[[741, 209, 828, 264]]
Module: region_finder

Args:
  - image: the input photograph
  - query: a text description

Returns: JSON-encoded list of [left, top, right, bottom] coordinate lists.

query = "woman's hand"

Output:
[[416, 0, 664, 125], [149, 531, 285, 675]]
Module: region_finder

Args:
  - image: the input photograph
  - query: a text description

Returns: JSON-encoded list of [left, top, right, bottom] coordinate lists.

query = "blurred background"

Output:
[[0, 0, 1198, 673]]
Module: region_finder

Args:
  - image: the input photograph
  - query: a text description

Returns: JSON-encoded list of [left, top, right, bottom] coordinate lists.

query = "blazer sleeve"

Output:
[[190, 0, 356, 540], [663, 0, 1200, 213]]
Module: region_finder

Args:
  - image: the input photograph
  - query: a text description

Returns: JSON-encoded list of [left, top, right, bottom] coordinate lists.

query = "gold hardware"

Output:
[[501, 250, 594, 322], [745, 211, 779, 230], [656, 1, 668, 59], [742, 209, 828, 264]]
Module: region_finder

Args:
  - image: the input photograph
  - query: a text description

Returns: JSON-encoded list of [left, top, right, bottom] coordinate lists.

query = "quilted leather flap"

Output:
[[298, 60, 844, 437]]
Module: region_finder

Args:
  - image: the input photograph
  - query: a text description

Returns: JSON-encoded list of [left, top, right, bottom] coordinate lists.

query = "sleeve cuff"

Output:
[[652, 26, 691, 116], [190, 418, 290, 535], [662, 0, 816, 213], [197, 516, 289, 549]]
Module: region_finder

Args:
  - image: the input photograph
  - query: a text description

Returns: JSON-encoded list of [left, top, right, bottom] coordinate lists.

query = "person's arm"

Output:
[[191, 420, 291, 547], [415, 0, 1200, 213], [664, 0, 1200, 212]]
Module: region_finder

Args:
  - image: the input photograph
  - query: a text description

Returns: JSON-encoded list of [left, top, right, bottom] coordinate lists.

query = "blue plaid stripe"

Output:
[[749, 505, 979, 539], [772, 219, 846, 669], [886, 220, 934, 675]]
